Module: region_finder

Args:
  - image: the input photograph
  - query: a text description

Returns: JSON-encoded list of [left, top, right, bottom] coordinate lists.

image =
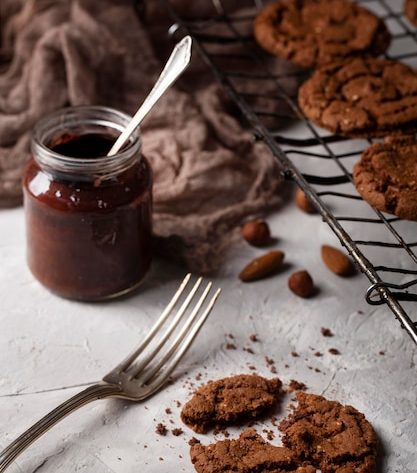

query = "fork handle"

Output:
[[0, 383, 121, 472]]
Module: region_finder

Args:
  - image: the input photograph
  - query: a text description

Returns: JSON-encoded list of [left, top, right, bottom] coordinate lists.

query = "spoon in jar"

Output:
[[107, 35, 192, 157]]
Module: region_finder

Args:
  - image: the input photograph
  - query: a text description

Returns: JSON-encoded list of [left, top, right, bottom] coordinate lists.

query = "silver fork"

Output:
[[0, 274, 221, 472]]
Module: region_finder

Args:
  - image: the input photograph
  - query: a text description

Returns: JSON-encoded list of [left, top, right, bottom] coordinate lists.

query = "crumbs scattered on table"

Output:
[[265, 356, 274, 365], [156, 423, 168, 436], [288, 380, 307, 392], [321, 327, 333, 337]]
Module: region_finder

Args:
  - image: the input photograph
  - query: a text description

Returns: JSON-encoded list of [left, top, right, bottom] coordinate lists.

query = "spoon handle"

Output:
[[107, 36, 192, 157]]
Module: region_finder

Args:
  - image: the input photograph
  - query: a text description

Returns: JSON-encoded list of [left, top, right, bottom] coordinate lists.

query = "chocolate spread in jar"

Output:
[[23, 129, 152, 301]]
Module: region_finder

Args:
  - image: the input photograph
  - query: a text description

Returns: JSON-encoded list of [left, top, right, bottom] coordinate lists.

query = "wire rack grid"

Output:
[[153, 0, 417, 344]]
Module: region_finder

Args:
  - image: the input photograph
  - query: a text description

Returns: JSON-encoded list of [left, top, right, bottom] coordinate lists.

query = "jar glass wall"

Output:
[[23, 106, 152, 301]]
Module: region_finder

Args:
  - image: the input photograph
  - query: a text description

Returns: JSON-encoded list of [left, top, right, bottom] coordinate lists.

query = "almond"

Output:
[[239, 251, 285, 282], [288, 270, 314, 298], [241, 219, 271, 247], [321, 245, 354, 276], [295, 189, 317, 214]]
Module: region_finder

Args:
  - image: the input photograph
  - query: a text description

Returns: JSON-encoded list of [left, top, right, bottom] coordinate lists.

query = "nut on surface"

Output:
[[288, 270, 314, 298], [241, 219, 271, 247], [321, 245, 354, 276], [239, 250, 285, 282], [295, 189, 317, 214]]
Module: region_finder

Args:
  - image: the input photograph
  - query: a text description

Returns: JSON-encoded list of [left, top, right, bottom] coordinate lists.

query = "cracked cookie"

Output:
[[254, 0, 390, 69], [353, 135, 417, 220], [299, 57, 417, 137], [280, 392, 378, 473], [181, 374, 282, 433], [405, 0, 417, 26], [190, 429, 316, 473]]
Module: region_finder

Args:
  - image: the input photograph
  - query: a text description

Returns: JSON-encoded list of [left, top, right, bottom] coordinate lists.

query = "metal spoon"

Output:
[[107, 35, 192, 157]]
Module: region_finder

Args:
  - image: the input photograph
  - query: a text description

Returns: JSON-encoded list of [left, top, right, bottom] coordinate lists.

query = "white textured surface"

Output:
[[1, 202, 417, 473]]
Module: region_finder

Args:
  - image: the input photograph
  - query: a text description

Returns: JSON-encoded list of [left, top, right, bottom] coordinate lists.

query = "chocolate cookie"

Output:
[[353, 135, 417, 220], [405, 0, 417, 26], [299, 57, 417, 137], [181, 374, 282, 433], [190, 429, 316, 473], [280, 392, 378, 473], [254, 0, 390, 69]]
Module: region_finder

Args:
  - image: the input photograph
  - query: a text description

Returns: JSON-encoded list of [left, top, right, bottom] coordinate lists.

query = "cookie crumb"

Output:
[[291, 351, 299, 357], [249, 334, 259, 342], [266, 430, 274, 441], [155, 423, 167, 436], [189, 437, 200, 446], [172, 428, 183, 436], [329, 348, 341, 355], [314, 351, 323, 357], [244, 347, 255, 354], [225, 343, 237, 350], [288, 379, 307, 392], [165, 408, 172, 415], [265, 356, 274, 365], [321, 327, 333, 337], [270, 366, 277, 374]]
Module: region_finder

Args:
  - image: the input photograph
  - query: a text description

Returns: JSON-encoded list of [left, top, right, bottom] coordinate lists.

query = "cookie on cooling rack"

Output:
[[280, 392, 378, 473], [253, 0, 391, 69], [353, 135, 417, 221], [298, 57, 417, 137], [405, 0, 417, 26]]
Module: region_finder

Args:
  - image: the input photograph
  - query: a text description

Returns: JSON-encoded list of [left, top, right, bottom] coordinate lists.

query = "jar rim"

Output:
[[32, 105, 141, 181]]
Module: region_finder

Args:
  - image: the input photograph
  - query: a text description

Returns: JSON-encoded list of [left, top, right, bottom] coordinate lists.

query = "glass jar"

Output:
[[23, 106, 152, 301]]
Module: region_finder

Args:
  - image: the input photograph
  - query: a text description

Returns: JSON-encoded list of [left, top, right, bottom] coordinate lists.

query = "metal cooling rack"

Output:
[[152, 0, 417, 344]]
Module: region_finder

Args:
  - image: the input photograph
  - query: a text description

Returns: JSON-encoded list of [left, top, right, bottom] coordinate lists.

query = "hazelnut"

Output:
[[288, 270, 314, 298], [241, 219, 271, 247]]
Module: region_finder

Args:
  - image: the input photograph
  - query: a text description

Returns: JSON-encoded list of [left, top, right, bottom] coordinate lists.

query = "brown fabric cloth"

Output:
[[0, 0, 287, 272]]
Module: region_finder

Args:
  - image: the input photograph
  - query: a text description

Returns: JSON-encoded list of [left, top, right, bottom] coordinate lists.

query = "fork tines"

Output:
[[115, 274, 221, 387]]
